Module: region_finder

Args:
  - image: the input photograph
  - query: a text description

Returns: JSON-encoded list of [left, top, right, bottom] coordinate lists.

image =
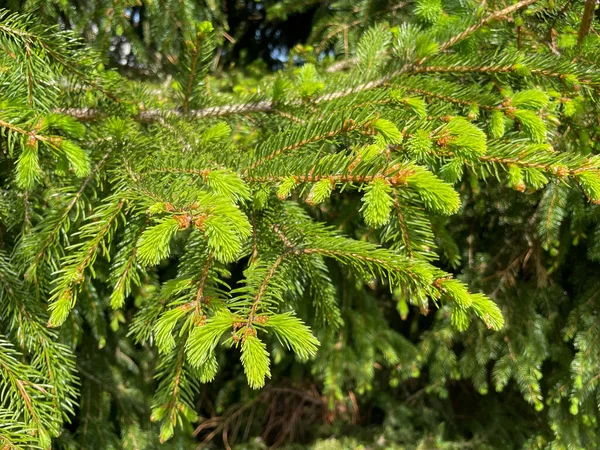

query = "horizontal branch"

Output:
[[58, 101, 275, 122], [435, 0, 538, 55], [135, 166, 413, 186], [56, 0, 539, 124], [328, 0, 539, 71]]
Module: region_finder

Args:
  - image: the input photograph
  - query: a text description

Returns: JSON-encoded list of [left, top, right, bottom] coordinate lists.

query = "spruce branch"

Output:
[[0, 9, 119, 103], [247, 115, 372, 171], [25, 149, 113, 280], [109, 216, 151, 309], [179, 22, 215, 112], [0, 338, 57, 447], [48, 197, 126, 327], [578, 0, 597, 46], [329, 0, 540, 71], [391, 189, 414, 258], [245, 168, 413, 186], [183, 39, 202, 114], [314, 1, 410, 55], [3, 3, 600, 446], [246, 253, 288, 326], [434, 0, 539, 56]]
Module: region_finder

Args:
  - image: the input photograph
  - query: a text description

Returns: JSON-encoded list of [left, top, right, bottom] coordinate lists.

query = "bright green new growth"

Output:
[[361, 178, 394, 227], [2, 0, 600, 448]]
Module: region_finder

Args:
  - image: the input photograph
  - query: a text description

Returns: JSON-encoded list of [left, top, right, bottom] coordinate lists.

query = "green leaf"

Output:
[[204, 170, 250, 202], [159, 420, 174, 444], [361, 178, 393, 227], [372, 119, 402, 144], [537, 183, 568, 248], [415, 0, 443, 23], [406, 129, 433, 158], [415, 35, 439, 59], [203, 202, 251, 263], [193, 353, 219, 383], [201, 122, 231, 144], [48, 289, 75, 328], [404, 96, 428, 119], [406, 166, 460, 214], [577, 171, 600, 203], [266, 313, 320, 361], [439, 278, 472, 309], [471, 294, 504, 330], [357, 24, 391, 75], [443, 117, 487, 158], [137, 217, 181, 266], [439, 158, 464, 184], [306, 179, 334, 205], [297, 64, 324, 98], [241, 334, 271, 389], [154, 307, 188, 354], [513, 109, 546, 143], [451, 304, 471, 332], [186, 312, 233, 367], [15, 141, 40, 189], [277, 176, 298, 200], [507, 165, 525, 192], [57, 140, 90, 177], [489, 110, 506, 139], [511, 89, 549, 110]]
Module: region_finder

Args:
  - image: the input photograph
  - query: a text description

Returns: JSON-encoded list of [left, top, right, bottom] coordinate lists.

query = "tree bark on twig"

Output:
[[578, 0, 597, 46]]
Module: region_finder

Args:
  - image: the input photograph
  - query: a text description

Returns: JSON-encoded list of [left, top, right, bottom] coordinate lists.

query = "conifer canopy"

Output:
[[2, 0, 600, 448]]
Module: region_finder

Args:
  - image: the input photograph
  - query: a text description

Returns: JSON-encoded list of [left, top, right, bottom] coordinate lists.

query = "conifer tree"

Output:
[[2, 0, 600, 448]]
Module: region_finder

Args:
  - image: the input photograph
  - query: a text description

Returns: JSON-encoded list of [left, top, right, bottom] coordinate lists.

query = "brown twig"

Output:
[[578, 0, 598, 46]]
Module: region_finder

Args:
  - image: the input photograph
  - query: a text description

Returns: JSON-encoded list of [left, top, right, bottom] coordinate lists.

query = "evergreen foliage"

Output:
[[2, 0, 600, 448]]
